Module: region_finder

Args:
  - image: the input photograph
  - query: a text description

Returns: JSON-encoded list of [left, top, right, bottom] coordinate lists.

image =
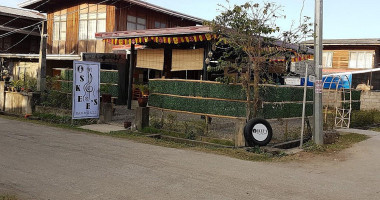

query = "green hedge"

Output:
[[149, 94, 247, 117], [59, 81, 119, 97], [149, 94, 314, 119], [58, 69, 119, 97], [150, 80, 314, 102], [150, 80, 246, 100], [149, 80, 316, 119], [260, 103, 314, 119]]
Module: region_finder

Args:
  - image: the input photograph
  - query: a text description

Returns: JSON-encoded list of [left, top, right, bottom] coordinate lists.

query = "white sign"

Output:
[[252, 123, 269, 142], [72, 61, 100, 119], [285, 77, 301, 86], [309, 75, 315, 83]]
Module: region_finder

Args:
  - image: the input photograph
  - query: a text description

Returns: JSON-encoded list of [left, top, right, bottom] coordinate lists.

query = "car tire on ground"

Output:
[[244, 118, 273, 146]]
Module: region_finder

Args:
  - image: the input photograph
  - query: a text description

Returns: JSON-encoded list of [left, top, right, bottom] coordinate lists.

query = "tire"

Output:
[[244, 118, 273, 146]]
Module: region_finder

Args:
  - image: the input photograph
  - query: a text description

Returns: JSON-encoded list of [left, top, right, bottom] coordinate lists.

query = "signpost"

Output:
[[72, 61, 100, 120]]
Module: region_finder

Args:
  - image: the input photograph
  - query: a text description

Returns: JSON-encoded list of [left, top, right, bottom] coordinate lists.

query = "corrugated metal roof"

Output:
[[19, 0, 203, 23], [303, 38, 380, 46], [0, 5, 45, 20], [96, 25, 211, 39]]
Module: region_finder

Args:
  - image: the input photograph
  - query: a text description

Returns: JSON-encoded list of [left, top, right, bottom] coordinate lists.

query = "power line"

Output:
[[0, 21, 42, 39], [1, 0, 50, 27], [0, 25, 39, 52]]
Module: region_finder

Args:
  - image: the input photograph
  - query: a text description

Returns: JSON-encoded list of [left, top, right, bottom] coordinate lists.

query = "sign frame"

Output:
[[72, 61, 101, 120]]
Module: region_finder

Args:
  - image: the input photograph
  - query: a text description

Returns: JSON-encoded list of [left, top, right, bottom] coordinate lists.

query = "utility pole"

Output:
[[37, 21, 46, 92], [314, 0, 324, 145]]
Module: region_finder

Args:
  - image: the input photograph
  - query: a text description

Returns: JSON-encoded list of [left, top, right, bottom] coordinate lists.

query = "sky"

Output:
[[2, 0, 379, 39]]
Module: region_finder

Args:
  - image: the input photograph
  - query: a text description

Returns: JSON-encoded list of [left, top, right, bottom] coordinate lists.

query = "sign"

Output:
[[252, 123, 269, 142], [72, 61, 100, 119], [309, 75, 315, 83], [82, 53, 126, 64], [285, 77, 301, 86], [315, 80, 323, 93]]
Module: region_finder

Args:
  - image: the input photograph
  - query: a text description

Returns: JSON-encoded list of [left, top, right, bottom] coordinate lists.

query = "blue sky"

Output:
[[3, 0, 379, 39]]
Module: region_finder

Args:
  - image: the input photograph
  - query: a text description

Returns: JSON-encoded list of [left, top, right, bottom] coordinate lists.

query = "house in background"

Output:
[[17, 0, 203, 103], [0, 6, 45, 80], [304, 39, 380, 89]]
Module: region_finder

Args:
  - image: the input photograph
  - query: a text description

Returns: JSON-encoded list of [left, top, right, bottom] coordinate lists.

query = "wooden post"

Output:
[[127, 43, 135, 109], [235, 119, 246, 147], [37, 22, 46, 92]]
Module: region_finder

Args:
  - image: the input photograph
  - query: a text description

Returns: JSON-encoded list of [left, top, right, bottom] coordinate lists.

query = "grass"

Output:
[[302, 133, 369, 153], [371, 127, 380, 132], [0, 195, 17, 200]]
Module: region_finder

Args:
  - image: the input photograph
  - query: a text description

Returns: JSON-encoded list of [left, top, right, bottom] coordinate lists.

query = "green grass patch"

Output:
[[370, 127, 380, 132], [200, 137, 235, 146], [351, 110, 380, 128], [32, 112, 97, 126], [0, 195, 17, 200], [303, 133, 369, 153]]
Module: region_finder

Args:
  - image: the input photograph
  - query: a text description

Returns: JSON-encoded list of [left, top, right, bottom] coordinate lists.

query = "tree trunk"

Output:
[[253, 60, 260, 118], [245, 64, 251, 121]]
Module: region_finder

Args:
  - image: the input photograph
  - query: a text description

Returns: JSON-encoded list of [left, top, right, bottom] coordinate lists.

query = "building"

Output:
[[0, 5, 45, 80], [18, 0, 203, 103], [304, 39, 380, 89], [304, 39, 380, 73]]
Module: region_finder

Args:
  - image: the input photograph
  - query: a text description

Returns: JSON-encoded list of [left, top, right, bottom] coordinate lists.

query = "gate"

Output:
[[322, 74, 352, 129]]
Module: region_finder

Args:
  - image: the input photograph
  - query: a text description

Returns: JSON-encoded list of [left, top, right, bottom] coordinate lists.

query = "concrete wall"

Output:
[[360, 91, 380, 111], [4, 92, 35, 115], [0, 82, 4, 111], [323, 89, 342, 108], [0, 81, 37, 115]]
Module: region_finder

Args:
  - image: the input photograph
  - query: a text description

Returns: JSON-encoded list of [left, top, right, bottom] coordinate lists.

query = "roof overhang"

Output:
[[323, 68, 380, 76], [303, 39, 380, 46], [19, 0, 204, 23], [0, 25, 40, 36], [0, 6, 45, 21], [0, 53, 81, 60], [96, 25, 314, 55], [96, 25, 211, 39]]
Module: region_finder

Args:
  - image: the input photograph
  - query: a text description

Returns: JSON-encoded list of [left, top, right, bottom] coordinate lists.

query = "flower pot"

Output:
[[102, 93, 112, 103], [138, 96, 149, 107]]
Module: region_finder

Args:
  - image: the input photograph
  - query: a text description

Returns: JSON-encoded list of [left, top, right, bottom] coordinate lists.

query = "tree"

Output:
[[208, 1, 312, 120]]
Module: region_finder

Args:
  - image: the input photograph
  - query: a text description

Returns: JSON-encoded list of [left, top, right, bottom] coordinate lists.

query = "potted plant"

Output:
[[135, 84, 149, 107], [100, 83, 113, 103], [10, 80, 23, 92]]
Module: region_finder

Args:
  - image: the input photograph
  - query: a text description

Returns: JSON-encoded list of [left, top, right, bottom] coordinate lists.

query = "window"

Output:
[[349, 51, 373, 69], [53, 14, 66, 41], [79, 4, 106, 40], [154, 21, 166, 29], [322, 51, 333, 68], [127, 15, 146, 31]]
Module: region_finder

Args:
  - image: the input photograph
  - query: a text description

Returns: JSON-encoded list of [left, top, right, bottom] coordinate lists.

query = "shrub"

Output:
[[350, 110, 376, 128]]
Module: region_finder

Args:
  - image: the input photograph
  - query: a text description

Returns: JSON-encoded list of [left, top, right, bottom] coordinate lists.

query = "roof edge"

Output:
[[19, 0, 205, 23]]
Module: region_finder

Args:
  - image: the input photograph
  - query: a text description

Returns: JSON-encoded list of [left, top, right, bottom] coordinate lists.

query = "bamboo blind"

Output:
[[136, 49, 165, 70], [171, 48, 204, 71]]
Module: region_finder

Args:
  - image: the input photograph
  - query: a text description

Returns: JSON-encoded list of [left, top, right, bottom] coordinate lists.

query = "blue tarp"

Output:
[[300, 74, 352, 89]]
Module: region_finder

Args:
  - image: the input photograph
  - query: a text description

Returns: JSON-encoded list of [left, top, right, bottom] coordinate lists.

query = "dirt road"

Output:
[[0, 117, 379, 200]]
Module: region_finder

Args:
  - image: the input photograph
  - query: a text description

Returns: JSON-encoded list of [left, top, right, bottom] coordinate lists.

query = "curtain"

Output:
[[171, 48, 204, 71], [136, 49, 165, 70]]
